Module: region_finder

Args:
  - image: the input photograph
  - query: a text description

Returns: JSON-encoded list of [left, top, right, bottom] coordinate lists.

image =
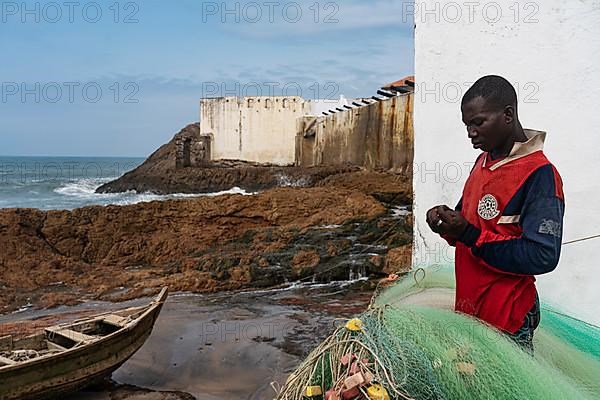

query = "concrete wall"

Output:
[[413, 1, 600, 324], [200, 97, 309, 165], [296, 94, 413, 172]]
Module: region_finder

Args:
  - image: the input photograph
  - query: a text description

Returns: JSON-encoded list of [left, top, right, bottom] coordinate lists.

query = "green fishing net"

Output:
[[274, 266, 600, 400]]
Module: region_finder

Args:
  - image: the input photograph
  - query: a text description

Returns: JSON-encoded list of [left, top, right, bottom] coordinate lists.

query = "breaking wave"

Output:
[[1, 157, 256, 211], [54, 178, 114, 198], [52, 178, 254, 209]]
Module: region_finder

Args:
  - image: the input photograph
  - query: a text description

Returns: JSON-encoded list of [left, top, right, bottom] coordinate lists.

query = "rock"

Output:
[[228, 266, 252, 284], [327, 241, 338, 256], [315, 170, 412, 205], [258, 257, 269, 268], [384, 245, 412, 274], [292, 250, 321, 277], [0, 187, 390, 312], [369, 255, 383, 268], [39, 293, 79, 309]]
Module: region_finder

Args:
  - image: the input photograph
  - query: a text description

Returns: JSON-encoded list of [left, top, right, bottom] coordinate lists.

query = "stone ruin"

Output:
[[174, 123, 213, 168]]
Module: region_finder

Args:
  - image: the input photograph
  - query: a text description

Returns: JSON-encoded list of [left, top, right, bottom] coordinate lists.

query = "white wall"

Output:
[[307, 95, 350, 116], [200, 97, 309, 165], [413, 1, 600, 324]]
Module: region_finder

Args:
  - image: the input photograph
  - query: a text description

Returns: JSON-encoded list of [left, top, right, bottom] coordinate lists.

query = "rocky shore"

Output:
[[1, 123, 413, 314], [0, 171, 412, 314], [0, 123, 414, 399]]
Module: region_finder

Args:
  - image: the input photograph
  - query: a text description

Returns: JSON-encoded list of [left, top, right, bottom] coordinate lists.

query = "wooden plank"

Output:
[[46, 328, 96, 343], [46, 341, 67, 352], [0, 355, 16, 365], [12, 334, 46, 351], [103, 314, 127, 326]]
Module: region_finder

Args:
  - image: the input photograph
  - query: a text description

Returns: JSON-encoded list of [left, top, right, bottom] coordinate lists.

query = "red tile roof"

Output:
[[382, 76, 415, 91]]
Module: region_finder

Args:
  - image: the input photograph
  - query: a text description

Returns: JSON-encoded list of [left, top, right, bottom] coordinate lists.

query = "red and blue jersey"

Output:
[[450, 129, 564, 334]]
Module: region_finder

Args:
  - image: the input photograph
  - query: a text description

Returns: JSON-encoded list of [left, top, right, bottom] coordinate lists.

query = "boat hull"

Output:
[[0, 291, 166, 400]]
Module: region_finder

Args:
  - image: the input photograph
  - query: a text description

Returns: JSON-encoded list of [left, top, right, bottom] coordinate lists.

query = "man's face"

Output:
[[461, 96, 511, 152]]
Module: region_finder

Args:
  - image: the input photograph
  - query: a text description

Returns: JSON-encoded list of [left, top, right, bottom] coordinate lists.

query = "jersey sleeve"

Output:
[[457, 164, 565, 275]]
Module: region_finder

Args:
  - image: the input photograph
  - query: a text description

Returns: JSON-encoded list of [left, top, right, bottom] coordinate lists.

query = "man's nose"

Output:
[[467, 126, 478, 138]]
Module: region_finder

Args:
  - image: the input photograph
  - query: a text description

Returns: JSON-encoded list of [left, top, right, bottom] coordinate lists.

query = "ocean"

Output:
[[0, 156, 249, 211]]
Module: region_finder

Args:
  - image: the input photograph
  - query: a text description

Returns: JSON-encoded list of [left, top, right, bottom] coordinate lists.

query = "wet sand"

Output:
[[2, 281, 373, 400]]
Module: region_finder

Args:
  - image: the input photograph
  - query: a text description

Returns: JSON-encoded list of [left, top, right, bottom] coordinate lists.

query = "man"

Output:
[[426, 75, 564, 352]]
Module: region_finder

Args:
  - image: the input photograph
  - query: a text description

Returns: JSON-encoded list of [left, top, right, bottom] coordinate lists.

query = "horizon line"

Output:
[[0, 154, 147, 159]]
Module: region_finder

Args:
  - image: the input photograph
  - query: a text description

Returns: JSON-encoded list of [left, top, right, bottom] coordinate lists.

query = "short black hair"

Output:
[[462, 75, 517, 111]]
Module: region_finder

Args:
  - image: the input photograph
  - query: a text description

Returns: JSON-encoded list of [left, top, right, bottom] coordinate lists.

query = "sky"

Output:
[[0, 0, 414, 157]]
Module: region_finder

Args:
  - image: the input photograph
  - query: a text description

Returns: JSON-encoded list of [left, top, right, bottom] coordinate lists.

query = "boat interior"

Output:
[[0, 306, 147, 367]]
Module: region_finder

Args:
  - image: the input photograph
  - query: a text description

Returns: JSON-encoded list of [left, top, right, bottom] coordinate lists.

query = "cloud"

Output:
[[202, 0, 413, 37]]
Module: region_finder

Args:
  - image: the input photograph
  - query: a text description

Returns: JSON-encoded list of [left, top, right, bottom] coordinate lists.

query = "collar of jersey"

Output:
[[481, 129, 546, 171]]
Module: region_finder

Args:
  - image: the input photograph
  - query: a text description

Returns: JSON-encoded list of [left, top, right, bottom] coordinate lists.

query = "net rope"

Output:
[[273, 266, 600, 399]]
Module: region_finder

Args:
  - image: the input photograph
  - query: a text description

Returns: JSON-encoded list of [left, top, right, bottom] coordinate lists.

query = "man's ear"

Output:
[[503, 105, 515, 124]]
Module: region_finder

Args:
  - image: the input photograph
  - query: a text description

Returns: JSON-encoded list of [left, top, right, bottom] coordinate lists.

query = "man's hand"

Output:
[[426, 205, 451, 234], [426, 205, 469, 240]]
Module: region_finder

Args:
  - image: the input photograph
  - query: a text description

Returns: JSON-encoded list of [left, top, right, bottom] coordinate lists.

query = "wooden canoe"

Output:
[[0, 287, 168, 400]]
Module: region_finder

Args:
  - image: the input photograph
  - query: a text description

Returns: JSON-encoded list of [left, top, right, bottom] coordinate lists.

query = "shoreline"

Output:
[[3, 281, 375, 400], [1, 170, 413, 315], [1, 135, 414, 400]]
